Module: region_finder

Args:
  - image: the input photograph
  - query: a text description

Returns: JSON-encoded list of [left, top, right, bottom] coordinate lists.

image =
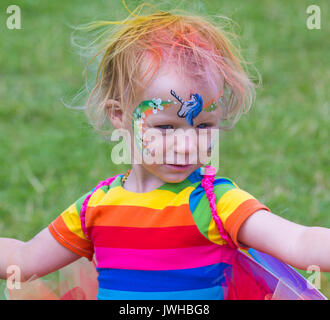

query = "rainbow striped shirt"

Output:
[[48, 168, 270, 300]]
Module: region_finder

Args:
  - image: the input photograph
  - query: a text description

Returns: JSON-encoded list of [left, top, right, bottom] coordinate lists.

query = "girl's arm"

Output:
[[0, 228, 81, 281], [238, 210, 330, 272]]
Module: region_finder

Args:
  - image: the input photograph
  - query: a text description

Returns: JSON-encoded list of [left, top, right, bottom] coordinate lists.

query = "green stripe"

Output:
[[191, 182, 236, 239], [191, 194, 213, 238], [109, 175, 123, 189], [157, 179, 198, 193], [75, 192, 92, 217], [113, 172, 200, 195], [213, 183, 237, 200], [75, 185, 111, 216]]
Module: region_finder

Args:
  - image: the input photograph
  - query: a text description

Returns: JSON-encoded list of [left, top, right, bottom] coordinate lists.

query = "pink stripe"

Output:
[[95, 243, 236, 270]]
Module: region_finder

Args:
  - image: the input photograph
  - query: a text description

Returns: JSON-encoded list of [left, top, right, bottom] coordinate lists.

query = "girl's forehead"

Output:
[[142, 84, 222, 104], [140, 62, 224, 101]]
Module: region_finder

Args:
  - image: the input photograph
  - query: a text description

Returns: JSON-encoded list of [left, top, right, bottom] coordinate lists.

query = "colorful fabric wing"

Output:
[[215, 247, 327, 300], [246, 248, 327, 300]]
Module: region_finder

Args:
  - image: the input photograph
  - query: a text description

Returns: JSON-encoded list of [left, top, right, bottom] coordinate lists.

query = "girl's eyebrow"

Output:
[[147, 114, 180, 121], [140, 98, 174, 103]]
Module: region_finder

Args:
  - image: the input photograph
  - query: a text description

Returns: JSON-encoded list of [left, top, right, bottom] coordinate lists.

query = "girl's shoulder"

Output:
[[75, 173, 123, 216], [204, 176, 241, 205], [188, 167, 239, 189], [213, 176, 240, 189]]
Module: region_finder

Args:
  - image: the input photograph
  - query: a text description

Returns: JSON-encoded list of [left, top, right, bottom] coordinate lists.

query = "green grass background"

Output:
[[0, 0, 329, 299]]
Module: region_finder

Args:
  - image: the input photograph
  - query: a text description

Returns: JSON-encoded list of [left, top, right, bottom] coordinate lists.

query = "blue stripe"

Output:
[[189, 186, 205, 214], [97, 263, 230, 292], [213, 178, 235, 187], [97, 285, 225, 300], [189, 178, 235, 213], [187, 168, 203, 183]]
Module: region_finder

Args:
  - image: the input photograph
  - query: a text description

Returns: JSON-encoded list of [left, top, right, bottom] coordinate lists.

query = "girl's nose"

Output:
[[173, 129, 198, 162]]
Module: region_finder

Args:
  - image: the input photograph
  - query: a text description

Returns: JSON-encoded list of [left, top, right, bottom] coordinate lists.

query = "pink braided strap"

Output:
[[201, 166, 236, 249], [80, 175, 120, 240]]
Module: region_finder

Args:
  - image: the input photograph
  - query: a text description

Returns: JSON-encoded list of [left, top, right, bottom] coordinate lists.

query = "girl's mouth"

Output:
[[165, 164, 193, 171]]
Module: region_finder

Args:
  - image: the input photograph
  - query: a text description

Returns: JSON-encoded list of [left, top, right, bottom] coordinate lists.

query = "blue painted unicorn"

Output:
[[170, 90, 203, 126]]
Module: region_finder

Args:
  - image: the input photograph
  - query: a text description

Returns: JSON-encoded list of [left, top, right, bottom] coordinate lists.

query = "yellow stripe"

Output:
[[207, 220, 227, 245], [207, 188, 255, 243], [61, 204, 86, 240], [93, 186, 195, 209], [216, 188, 256, 223], [87, 188, 107, 207]]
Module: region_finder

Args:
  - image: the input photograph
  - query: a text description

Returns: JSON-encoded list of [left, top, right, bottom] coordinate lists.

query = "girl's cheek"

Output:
[[163, 133, 173, 162], [139, 128, 166, 162], [195, 128, 219, 161], [132, 120, 144, 153]]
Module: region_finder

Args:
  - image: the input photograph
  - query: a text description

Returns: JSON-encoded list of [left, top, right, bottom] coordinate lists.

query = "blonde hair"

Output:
[[72, 1, 259, 135]]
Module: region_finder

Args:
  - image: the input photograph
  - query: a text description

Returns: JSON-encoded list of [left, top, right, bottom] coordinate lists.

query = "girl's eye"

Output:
[[155, 125, 174, 130], [196, 123, 210, 129]]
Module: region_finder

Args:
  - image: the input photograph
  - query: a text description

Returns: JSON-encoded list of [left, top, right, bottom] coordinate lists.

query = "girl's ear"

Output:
[[105, 99, 123, 129]]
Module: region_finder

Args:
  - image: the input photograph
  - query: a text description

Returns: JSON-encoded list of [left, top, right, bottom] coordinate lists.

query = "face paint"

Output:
[[132, 98, 172, 155], [170, 90, 203, 126], [203, 101, 218, 112], [132, 106, 146, 153], [203, 92, 223, 112], [132, 90, 222, 156]]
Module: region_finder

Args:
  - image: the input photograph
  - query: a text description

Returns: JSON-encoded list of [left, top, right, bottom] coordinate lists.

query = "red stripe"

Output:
[[88, 225, 212, 249]]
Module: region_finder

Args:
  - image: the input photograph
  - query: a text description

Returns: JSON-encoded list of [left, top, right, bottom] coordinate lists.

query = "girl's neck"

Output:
[[121, 165, 167, 193]]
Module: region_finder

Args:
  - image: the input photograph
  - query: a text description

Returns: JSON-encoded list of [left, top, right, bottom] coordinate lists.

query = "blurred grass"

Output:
[[0, 0, 329, 299]]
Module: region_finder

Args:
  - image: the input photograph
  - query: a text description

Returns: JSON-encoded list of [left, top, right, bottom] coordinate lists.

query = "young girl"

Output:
[[1, 3, 329, 300]]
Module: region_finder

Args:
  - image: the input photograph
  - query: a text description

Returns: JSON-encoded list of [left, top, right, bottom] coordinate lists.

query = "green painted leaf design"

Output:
[[136, 100, 172, 113], [204, 102, 218, 112]]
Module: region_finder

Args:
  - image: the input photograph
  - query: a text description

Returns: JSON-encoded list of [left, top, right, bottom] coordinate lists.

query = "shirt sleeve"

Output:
[[213, 178, 271, 248], [48, 192, 94, 260]]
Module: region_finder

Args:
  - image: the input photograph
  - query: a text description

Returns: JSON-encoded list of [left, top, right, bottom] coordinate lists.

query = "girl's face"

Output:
[[126, 65, 223, 183]]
